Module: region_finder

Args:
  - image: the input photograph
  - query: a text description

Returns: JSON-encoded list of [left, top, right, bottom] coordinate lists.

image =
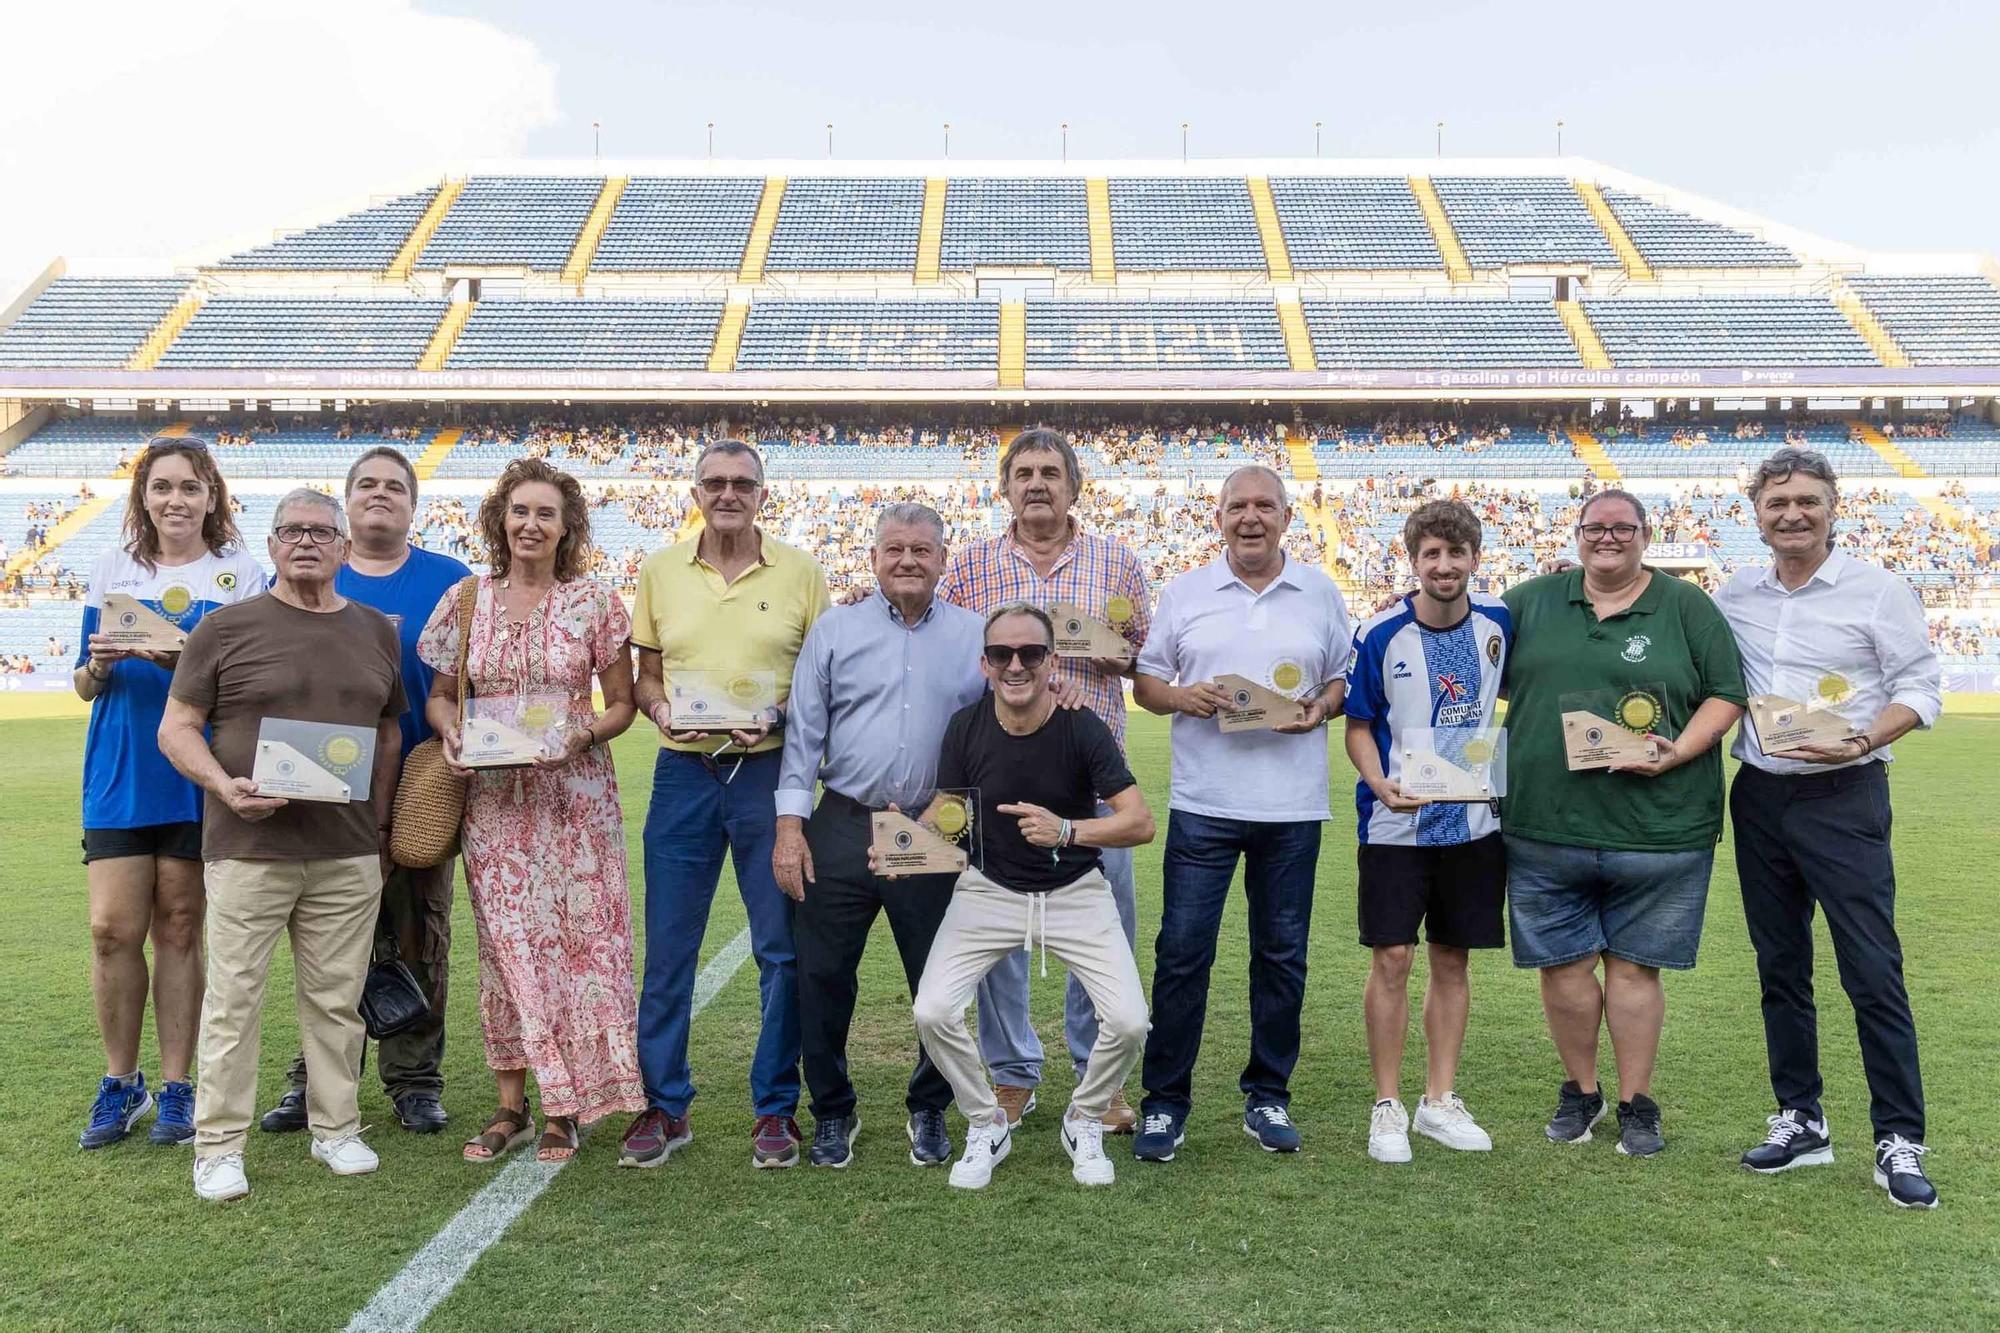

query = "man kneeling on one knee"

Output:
[[901, 602, 1155, 1190]]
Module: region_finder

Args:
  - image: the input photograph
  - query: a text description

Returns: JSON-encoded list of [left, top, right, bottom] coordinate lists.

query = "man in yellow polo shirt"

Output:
[[620, 439, 831, 1171]]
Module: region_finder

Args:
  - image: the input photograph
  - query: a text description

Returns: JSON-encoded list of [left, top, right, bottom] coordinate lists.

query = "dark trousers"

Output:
[[1140, 811, 1321, 1117], [794, 790, 954, 1121], [1731, 762, 1924, 1141], [287, 860, 451, 1099]]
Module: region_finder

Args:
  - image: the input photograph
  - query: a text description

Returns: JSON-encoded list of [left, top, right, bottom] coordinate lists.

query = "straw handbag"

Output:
[[389, 576, 478, 868]]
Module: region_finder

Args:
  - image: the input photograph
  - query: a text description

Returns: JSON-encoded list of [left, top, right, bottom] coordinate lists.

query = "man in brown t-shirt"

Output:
[[160, 488, 403, 1203]]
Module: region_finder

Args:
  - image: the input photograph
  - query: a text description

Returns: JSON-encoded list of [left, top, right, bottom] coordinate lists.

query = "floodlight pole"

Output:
[[593, 121, 601, 159], [1556, 119, 1565, 155], [1181, 122, 1189, 162], [1435, 120, 1444, 158], [944, 122, 951, 158], [1315, 121, 1322, 157], [1061, 122, 1069, 162], [707, 122, 715, 159], [826, 123, 834, 158]]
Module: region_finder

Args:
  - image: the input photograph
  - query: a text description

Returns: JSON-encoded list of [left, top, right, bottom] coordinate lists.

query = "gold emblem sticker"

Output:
[[1614, 691, 1661, 734], [1270, 661, 1304, 693], [1816, 673, 1853, 704], [933, 796, 971, 841], [1104, 594, 1134, 627], [159, 585, 193, 616], [521, 702, 556, 731], [321, 735, 362, 769], [726, 674, 763, 703], [1462, 737, 1495, 765]]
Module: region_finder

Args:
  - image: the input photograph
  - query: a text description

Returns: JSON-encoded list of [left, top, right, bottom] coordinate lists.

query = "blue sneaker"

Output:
[[1133, 1109, 1187, 1163], [149, 1080, 196, 1146], [1243, 1104, 1302, 1153], [80, 1074, 153, 1149]]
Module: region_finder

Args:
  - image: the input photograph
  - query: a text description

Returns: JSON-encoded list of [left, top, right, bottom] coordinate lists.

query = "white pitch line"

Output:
[[345, 927, 755, 1333]]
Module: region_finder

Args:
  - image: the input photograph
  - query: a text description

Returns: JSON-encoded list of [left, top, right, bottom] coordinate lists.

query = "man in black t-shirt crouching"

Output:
[[899, 602, 1155, 1191]]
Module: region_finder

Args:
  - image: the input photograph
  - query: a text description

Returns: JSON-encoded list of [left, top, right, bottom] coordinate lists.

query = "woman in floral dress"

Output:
[[419, 458, 642, 1162]]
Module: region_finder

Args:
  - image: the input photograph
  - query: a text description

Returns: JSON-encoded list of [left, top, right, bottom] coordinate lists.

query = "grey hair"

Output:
[[1219, 464, 1289, 509], [999, 428, 1081, 494], [272, 487, 345, 534], [696, 438, 766, 484], [344, 445, 418, 504], [1747, 448, 1840, 506], [1577, 488, 1649, 531], [874, 502, 947, 542], [984, 599, 1055, 649]]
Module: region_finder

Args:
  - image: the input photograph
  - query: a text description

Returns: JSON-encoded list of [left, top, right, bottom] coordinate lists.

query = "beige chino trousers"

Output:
[[913, 866, 1149, 1128], [194, 855, 383, 1157]]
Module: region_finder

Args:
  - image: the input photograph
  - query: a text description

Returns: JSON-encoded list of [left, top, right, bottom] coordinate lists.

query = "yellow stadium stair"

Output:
[[1409, 177, 1472, 284], [915, 178, 948, 284], [998, 301, 1026, 389], [1556, 299, 1613, 370], [387, 180, 464, 281], [1565, 427, 1622, 482], [1574, 181, 1654, 280], [127, 293, 205, 372], [1277, 299, 1317, 372], [417, 300, 473, 371], [998, 424, 1025, 452], [737, 178, 786, 283], [5, 494, 117, 580], [1919, 495, 1992, 550], [708, 301, 750, 373], [1295, 495, 1360, 603], [1851, 421, 1925, 477], [109, 420, 191, 477], [562, 176, 628, 285], [1833, 286, 1911, 368], [1284, 437, 1319, 481], [1247, 178, 1293, 283], [1086, 179, 1116, 284], [412, 427, 462, 481]]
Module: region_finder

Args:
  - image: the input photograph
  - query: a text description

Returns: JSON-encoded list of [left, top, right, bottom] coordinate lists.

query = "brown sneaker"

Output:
[[993, 1084, 1038, 1126], [1101, 1088, 1137, 1135], [751, 1114, 802, 1168], [618, 1107, 691, 1168]]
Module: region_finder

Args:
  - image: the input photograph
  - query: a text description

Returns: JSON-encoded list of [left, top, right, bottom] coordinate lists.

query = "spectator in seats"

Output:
[[72, 436, 264, 1151], [933, 428, 1152, 1135], [1130, 466, 1349, 1163], [622, 440, 831, 1171], [1499, 489, 1746, 1159], [257, 447, 473, 1141], [421, 458, 643, 1165], [1718, 450, 1943, 1209], [159, 489, 404, 1203]]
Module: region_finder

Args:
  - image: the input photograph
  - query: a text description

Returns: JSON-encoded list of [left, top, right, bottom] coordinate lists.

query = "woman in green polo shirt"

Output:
[[1501, 489, 1746, 1159]]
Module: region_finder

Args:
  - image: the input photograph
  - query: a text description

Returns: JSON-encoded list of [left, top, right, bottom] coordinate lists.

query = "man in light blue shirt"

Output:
[[774, 502, 987, 1170]]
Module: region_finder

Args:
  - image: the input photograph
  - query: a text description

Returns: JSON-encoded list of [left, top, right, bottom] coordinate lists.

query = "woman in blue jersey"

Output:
[[72, 436, 265, 1149]]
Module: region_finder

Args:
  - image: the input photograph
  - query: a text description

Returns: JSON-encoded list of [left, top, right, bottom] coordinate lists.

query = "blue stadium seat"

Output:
[[416, 177, 601, 270], [1582, 296, 1876, 367], [158, 298, 446, 369], [1600, 189, 1797, 268], [1024, 301, 1288, 369], [218, 188, 439, 270], [941, 179, 1091, 270], [1109, 179, 1264, 270], [736, 301, 998, 370], [1432, 177, 1618, 268], [765, 179, 925, 271], [1270, 178, 1443, 270], [446, 301, 724, 369], [0, 278, 191, 368], [1846, 275, 2000, 366], [1303, 300, 1580, 368], [592, 178, 763, 271]]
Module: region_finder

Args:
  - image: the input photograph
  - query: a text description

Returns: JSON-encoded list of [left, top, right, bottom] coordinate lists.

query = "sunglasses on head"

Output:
[[983, 643, 1051, 670]]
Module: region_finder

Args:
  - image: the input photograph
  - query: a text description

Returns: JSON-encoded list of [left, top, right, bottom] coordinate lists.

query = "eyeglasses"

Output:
[[697, 477, 761, 497], [274, 524, 344, 546], [1576, 523, 1641, 542], [983, 643, 1052, 670]]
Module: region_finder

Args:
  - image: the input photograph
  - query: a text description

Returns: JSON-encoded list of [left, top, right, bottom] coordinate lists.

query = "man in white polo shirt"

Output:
[[1129, 465, 1350, 1161], [1717, 448, 1942, 1209]]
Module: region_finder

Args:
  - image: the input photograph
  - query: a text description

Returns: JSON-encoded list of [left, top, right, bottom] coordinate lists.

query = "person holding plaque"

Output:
[[418, 458, 642, 1165], [260, 446, 471, 1140], [774, 503, 987, 1169], [1128, 465, 1348, 1162], [624, 440, 831, 1170], [72, 435, 263, 1150], [1342, 500, 1511, 1165], [159, 490, 404, 1202], [908, 603, 1155, 1190], [1716, 450, 1942, 1208], [936, 427, 1151, 1134], [1500, 489, 1745, 1158]]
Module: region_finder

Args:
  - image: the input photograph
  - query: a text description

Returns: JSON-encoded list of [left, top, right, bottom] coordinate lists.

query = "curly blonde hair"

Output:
[[479, 457, 593, 581]]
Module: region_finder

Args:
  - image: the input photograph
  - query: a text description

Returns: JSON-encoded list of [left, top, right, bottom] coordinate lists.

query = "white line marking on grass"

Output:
[[345, 927, 754, 1333]]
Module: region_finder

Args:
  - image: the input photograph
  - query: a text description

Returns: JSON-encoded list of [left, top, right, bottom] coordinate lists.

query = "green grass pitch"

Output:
[[1, 712, 1995, 1330]]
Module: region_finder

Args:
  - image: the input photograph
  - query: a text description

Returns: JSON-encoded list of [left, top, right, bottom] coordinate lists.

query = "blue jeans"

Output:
[[977, 804, 1137, 1084], [1139, 811, 1320, 1117], [638, 749, 799, 1118], [1505, 833, 1713, 972]]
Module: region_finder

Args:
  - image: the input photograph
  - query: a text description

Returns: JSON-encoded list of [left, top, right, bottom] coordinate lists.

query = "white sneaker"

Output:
[[311, 1132, 380, 1176], [1060, 1108, 1115, 1187], [193, 1151, 250, 1202], [1368, 1099, 1412, 1163], [947, 1116, 1012, 1190], [1415, 1093, 1495, 1152]]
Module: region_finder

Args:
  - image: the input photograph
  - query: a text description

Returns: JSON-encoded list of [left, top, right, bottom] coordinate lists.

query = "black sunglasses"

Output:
[[983, 643, 1051, 670]]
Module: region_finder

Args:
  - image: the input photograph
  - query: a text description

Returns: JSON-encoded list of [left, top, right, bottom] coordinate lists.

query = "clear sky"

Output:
[[3, 0, 1994, 302]]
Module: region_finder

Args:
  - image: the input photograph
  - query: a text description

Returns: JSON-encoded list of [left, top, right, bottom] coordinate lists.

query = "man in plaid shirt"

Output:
[[937, 428, 1151, 1134]]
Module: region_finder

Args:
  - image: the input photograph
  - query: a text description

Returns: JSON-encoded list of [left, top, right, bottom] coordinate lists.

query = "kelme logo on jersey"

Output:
[[1621, 634, 1652, 663]]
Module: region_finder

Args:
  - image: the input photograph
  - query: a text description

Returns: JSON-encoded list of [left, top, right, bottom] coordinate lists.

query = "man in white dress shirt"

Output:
[[1128, 465, 1350, 1161], [1716, 449, 1942, 1209]]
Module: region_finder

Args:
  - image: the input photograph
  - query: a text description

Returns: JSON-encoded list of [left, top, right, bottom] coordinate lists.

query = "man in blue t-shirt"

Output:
[[259, 446, 471, 1138]]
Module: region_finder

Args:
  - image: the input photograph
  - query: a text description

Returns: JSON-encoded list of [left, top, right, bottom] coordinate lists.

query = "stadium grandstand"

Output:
[[2, 157, 1996, 686]]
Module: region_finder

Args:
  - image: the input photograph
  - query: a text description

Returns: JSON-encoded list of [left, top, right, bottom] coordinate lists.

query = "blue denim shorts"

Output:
[[1503, 833, 1714, 971]]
